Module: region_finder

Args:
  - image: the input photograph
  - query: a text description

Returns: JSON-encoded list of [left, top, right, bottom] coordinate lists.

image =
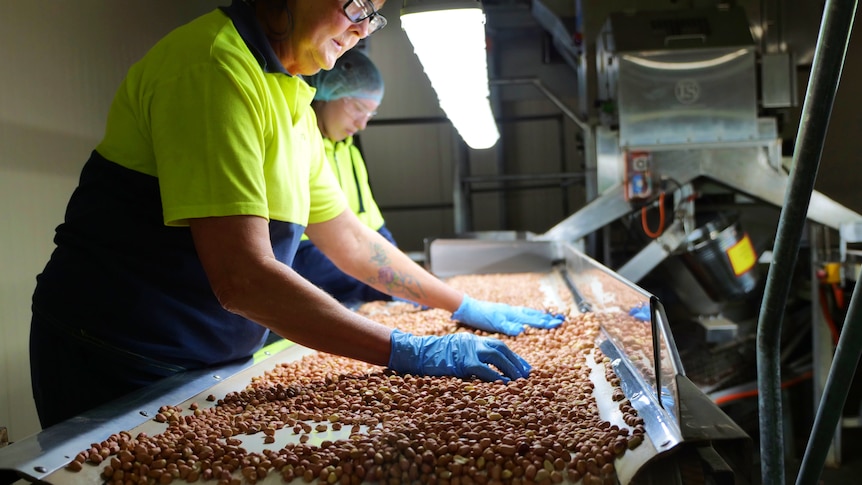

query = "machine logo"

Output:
[[675, 79, 701, 105]]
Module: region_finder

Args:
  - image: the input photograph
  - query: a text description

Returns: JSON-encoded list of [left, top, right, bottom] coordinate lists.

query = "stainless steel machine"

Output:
[[528, 3, 861, 482], [542, 5, 859, 288], [530, 3, 858, 398]]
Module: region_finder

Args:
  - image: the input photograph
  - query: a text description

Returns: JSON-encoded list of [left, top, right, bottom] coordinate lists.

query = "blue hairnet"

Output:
[[306, 49, 384, 103]]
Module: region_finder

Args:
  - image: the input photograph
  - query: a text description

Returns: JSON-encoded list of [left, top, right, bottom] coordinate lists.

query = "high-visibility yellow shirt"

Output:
[[324, 136, 386, 230], [34, 1, 347, 370], [96, 7, 345, 228], [302, 136, 385, 240]]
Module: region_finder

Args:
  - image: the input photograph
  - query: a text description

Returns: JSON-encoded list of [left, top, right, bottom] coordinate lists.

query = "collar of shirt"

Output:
[[220, 0, 290, 76]]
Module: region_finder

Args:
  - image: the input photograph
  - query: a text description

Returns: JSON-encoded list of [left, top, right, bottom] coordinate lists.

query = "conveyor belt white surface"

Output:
[[30, 338, 660, 485]]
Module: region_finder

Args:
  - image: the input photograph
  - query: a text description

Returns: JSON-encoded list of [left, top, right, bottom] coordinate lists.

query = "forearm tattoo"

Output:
[[365, 242, 426, 300]]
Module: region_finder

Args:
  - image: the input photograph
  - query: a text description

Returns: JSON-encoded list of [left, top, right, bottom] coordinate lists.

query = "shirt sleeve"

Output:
[[151, 62, 271, 226]]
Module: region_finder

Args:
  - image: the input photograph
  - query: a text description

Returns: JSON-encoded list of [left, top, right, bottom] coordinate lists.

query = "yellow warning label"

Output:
[[727, 234, 756, 276], [823, 262, 842, 284]]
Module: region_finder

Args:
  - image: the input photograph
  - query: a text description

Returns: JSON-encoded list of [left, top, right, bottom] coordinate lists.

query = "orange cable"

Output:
[[818, 285, 841, 346], [832, 283, 846, 310], [713, 371, 813, 406], [641, 192, 666, 238]]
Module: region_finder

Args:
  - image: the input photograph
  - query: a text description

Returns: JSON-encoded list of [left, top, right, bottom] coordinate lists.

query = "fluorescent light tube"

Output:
[[401, 1, 500, 149]]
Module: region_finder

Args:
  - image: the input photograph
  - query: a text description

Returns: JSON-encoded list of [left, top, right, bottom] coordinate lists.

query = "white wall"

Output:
[[0, 0, 222, 442]]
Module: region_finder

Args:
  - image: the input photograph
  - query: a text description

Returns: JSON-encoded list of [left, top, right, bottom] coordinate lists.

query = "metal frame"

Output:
[[758, 1, 858, 484], [540, 139, 860, 248], [526, 0, 859, 483]]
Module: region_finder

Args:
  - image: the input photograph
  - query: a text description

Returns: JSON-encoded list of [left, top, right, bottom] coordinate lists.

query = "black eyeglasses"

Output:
[[342, 0, 387, 35]]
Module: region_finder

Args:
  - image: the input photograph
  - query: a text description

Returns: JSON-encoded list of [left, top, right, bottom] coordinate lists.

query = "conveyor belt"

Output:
[[0, 240, 751, 485]]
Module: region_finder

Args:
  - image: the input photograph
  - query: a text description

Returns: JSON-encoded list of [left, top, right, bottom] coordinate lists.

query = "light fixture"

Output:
[[401, 0, 500, 149]]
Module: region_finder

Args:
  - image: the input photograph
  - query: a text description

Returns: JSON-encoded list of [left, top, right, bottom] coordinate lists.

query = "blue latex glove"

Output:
[[629, 304, 651, 321], [451, 295, 565, 336], [388, 329, 531, 383]]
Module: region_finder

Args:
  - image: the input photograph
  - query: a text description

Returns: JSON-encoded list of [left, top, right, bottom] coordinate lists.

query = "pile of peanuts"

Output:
[[596, 311, 656, 386], [580, 270, 676, 387], [65, 273, 645, 485]]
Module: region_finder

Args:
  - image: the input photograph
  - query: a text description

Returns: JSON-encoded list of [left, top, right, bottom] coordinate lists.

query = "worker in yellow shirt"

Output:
[[29, 1, 563, 429], [296, 49, 395, 306]]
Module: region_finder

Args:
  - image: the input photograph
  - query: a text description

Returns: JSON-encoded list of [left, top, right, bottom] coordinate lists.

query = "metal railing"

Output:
[[756, 1, 858, 483]]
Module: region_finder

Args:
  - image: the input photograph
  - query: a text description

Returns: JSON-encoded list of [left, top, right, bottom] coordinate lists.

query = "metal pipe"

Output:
[[453, 137, 472, 233], [489, 38, 508, 233], [489, 77, 591, 133], [798, 258, 862, 484], [462, 172, 587, 183], [368, 116, 451, 126], [793, 12, 861, 481], [378, 202, 454, 212], [756, 1, 857, 484], [495, 113, 563, 123], [557, 116, 570, 216], [469, 183, 581, 194]]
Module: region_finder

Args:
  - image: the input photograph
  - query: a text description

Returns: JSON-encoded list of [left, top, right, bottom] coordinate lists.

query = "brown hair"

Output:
[[254, 0, 295, 42]]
